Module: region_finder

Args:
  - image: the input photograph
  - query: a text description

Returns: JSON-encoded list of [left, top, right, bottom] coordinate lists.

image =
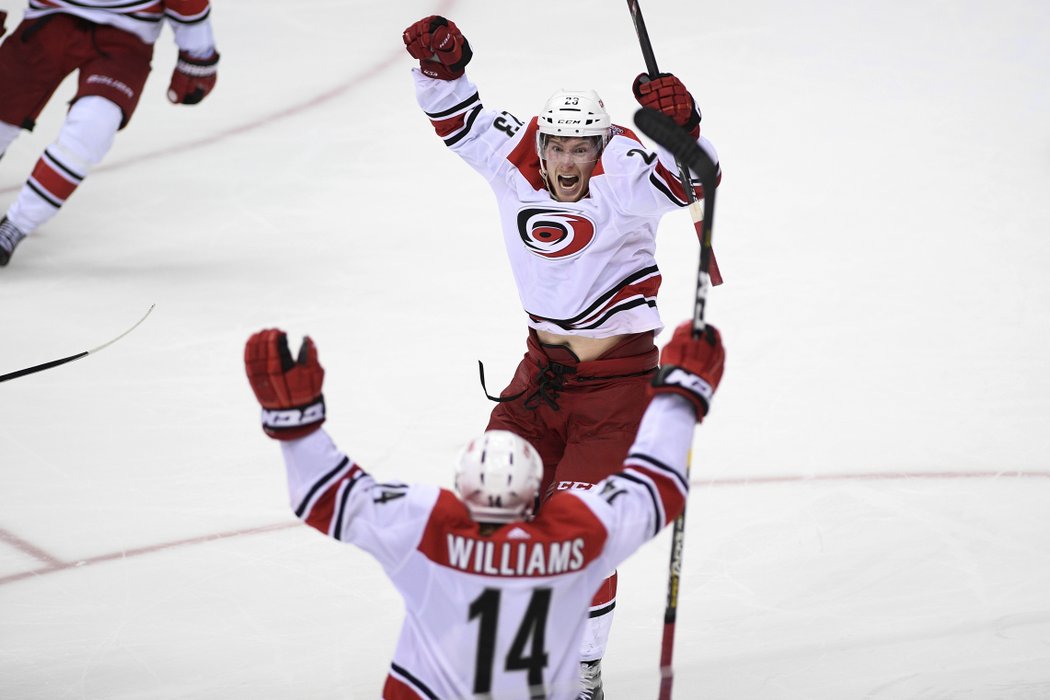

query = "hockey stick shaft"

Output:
[[0, 304, 155, 383], [634, 106, 719, 700], [625, 0, 721, 287]]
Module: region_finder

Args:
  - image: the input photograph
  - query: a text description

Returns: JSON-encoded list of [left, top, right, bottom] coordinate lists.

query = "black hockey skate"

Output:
[[0, 216, 27, 266], [577, 659, 604, 700]]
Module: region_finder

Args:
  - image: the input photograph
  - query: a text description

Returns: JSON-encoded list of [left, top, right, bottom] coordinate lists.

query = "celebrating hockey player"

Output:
[[245, 319, 724, 700], [0, 1, 220, 266], [402, 15, 720, 696]]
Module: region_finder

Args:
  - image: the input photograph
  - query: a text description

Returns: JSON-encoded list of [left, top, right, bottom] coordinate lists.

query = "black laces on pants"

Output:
[[478, 360, 576, 411]]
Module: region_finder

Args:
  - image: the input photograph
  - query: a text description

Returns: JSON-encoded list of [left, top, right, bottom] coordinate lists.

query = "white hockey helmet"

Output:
[[454, 430, 543, 524], [537, 89, 612, 141]]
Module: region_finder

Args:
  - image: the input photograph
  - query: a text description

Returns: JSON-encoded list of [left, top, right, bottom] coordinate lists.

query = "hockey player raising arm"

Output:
[[244, 320, 725, 700], [403, 16, 720, 693], [0, 0, 220, 266]]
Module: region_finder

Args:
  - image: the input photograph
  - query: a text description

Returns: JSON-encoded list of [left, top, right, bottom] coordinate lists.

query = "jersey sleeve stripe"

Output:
[[389, 662, 440, 700], [615, 472, 664, 538], [294, 456, 351, 518], [424, 91, 481, 120], [649, 171, 689, 207], [442, 105, 483, 147], [623, 463, 687, 529], [626, 451, 689, 493], [331, 470, 366, 541], [301, 463, 367, 536]]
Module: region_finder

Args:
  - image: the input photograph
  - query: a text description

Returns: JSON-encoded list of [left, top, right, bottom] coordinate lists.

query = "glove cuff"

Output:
[[176, 51, 220, 75], [261, 396, 326, 440], [682, 100, 701, 138], [651, 366, 712, 421]]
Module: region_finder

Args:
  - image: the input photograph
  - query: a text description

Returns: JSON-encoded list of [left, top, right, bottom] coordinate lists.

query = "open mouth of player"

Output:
[[558, 174, 580, 189]]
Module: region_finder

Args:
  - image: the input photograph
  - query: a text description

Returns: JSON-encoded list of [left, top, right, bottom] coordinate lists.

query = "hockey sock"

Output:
[[0, 120, 20, 162], [5, 96, 121, 234], [580, 571, 618, 662]]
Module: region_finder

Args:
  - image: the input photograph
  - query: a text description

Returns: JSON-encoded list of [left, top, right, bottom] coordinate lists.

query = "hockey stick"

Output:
[[635, 108, 718, 336], [625, 0, 722, 286], [0, 304, 155, 383], [634, 106, 719, 700]]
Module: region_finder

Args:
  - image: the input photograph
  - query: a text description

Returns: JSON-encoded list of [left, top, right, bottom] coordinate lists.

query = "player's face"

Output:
[[542, 136, 601, 202]]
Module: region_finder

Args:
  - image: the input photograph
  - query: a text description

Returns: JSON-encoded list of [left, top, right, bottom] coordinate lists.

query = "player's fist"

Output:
[[651, 322, 725, 421], [632, 73, 701, 139], [245, 329, 326, 440], [402, 15, 472, 80], [167, 49, 219, 105]]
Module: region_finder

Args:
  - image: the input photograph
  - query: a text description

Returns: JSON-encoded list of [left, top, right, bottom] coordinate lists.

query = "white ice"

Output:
[[2, 0, 1049, 698]]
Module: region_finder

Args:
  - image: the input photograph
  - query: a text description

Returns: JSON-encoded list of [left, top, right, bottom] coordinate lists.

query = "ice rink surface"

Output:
[[2, 0, 1049, 697]]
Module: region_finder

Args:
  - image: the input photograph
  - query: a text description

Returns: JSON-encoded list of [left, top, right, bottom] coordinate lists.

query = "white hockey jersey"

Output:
[[23, 0, 215, 52], [279, 394, 696, 700], [412, 70, 720, 339]]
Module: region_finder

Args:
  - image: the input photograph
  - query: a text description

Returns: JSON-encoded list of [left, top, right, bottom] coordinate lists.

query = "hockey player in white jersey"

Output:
[[402, 15, 720, 695], [244, 320, 725, 700], [0, 1, 220, 266]]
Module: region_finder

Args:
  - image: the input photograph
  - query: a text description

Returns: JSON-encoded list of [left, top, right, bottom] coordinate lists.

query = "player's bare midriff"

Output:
[[534, 329, 630, 363]]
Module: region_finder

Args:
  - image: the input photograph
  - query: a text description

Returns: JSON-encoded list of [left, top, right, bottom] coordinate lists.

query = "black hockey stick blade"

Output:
[[0, 304, 155, 383]]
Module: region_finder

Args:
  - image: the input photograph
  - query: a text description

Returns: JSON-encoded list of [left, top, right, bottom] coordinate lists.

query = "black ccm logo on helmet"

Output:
[[516, 208, 596, 259]]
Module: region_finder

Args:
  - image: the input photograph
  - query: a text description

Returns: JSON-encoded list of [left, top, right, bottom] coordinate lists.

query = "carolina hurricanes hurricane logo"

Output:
[[516, 208, 597, 259]]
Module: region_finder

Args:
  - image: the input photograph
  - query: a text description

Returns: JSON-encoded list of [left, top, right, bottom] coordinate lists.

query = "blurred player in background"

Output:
[[244, 320, 725, 700], [402, 15, 721, 696], [0, 1, 220, 266]]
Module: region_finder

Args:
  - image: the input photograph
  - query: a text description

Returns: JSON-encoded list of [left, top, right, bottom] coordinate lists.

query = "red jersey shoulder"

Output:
[[506, 116, 545, 191], [610, 123, 645, 147], [415, 489, 609, 578]]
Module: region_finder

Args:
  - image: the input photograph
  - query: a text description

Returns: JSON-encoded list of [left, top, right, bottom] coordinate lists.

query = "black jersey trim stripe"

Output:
[[165, 9, 210, 25], [294, 456, 351, 518], [525, 265, 659, 328], [578, 297, 656, 331], [627, 451, 689, 493], [589, 600, 616, 618], [650, 172, 689, 207], [30, 0, 159, 10], [530, 296, 655, 332], [617, 472, 664, 538], [332, 470, 367, 541], [443, 105, 483, 147], [426, 91, 481, 120], [390, 662, 441, 699]]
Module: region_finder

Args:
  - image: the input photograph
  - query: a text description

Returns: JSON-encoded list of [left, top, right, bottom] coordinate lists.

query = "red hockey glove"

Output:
[[632, 73, 702, 139], [167, 50, 219, 105], [651, 322, 725, 422], [245, 329, 326, 440], [402, 15, 472, 80]]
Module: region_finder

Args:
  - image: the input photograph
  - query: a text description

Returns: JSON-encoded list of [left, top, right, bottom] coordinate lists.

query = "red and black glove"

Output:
[[167, 49, 219, 105], [245, 329, 326, 440], [651, 321, 725, 422], [632, 72, 702, 139], [402, 15, 472, 81]]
